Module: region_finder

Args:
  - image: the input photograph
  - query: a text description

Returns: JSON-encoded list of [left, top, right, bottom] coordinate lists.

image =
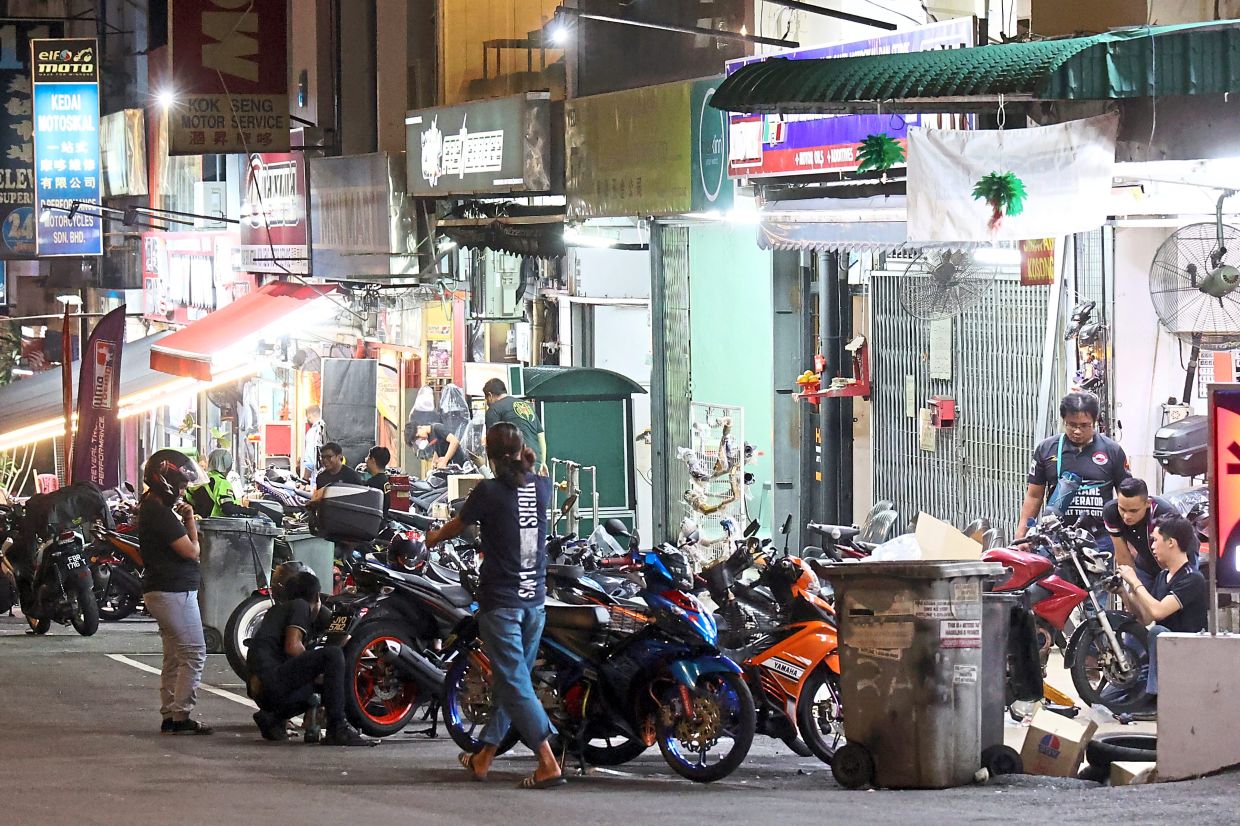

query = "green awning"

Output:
[[711, 20, 1240, 114]]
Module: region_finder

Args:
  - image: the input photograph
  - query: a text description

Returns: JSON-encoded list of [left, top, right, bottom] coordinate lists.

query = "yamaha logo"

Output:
[[765, 658, 805, 681]]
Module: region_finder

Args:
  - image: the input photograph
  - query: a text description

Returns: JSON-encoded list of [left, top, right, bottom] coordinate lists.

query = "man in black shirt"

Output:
[[365, 446, 391, 517], [312, 442, 362, 498], [246, 571, 373, 746], [414, 422, 461, 469], [1118, 515, 1207, 707], [1018, 392, 1129, 538], [1103, 477, 1193, 590], [483, 379, 547, 474]]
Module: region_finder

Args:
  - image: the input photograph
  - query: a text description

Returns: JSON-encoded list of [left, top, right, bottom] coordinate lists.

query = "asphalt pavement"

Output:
[[1, 612, 1235, 826]]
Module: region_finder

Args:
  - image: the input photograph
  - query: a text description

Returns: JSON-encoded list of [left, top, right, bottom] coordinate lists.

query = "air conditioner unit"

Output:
[[193, 182, 227, 228], [482, 258, 523, 320]]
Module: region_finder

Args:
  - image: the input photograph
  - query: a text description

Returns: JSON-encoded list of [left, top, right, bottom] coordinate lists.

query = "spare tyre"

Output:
[[1084, 733, 1157, 773]]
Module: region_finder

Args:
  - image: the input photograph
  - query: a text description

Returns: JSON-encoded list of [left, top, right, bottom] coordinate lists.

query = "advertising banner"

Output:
[[406, 92, 559, 197], [31, 37, 102, 256], [70, 304, 125, 490], [239, 152, 308, 273], [1020, 239, 1056, 286], [99, 108, 147, 197], [0, 20, 62, 258], [142, 230, 253, 324], [168, 0, 289, 155], [310, 152, 417, 279], [1210, 386, 1240, 591], [725, 18, 975, 179]]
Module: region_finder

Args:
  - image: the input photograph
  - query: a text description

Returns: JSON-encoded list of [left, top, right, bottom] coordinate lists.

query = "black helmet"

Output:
[[388, 531, 429, 572], [271, 560, 315, 602]]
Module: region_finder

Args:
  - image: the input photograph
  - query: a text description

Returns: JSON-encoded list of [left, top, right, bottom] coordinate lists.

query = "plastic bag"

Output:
[[869, 532, 922, 561]]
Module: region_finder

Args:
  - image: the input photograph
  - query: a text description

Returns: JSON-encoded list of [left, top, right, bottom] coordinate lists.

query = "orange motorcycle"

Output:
[[702, 540, 844, 764]]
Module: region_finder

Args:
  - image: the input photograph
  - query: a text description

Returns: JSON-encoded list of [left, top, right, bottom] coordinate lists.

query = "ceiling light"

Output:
[[563, 229, 618, 248]]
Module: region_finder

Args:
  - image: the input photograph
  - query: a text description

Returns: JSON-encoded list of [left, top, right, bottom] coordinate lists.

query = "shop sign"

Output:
[[141, 230, 253, 324], [31, 37, 102, 256], [725, 18, 975, 178], [99, 109, 147, 197], [0, 20, 62, 259], [239, 152, 308, 273], [1210, 386, 1240, 590], [406, 92, 559, 197], [310, 152, 417, 279], [167, 0, 289, 155], [691, 77, 732, 213], [1020, 239, 1056, 285]]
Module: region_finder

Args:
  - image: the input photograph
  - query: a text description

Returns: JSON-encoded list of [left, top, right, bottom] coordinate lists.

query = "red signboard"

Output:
[[1020, 239, 1056, 286], [167, 0, 289, 154], [1210, 387, 1240, 591], [142, 230, 254, 324], [238, 152, 308, 273]]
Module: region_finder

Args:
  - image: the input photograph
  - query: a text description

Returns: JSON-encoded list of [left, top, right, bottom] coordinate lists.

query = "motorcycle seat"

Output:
[[385, 568, 474, 608], [545, 601, 610, 631], [547, 564, 585, 583], [426, 560, 461, 585], [388, 510, 434, 531]]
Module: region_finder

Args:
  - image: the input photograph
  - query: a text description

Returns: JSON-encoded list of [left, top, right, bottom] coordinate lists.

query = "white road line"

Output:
[[107, 653, 258, 710]]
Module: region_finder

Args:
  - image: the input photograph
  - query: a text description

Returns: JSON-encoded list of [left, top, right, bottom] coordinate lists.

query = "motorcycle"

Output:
[[89, 523, 145, 622], [983, 514, 1150, 712], [1, 502, 99, 636], [443, 543, 756, 783]]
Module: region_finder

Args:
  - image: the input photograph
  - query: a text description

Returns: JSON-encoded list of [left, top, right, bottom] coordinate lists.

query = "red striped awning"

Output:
[[150, 282, 338, 380]]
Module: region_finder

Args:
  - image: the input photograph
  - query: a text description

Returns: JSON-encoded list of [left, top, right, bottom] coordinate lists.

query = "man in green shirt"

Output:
[[482, 379, 547, 475]]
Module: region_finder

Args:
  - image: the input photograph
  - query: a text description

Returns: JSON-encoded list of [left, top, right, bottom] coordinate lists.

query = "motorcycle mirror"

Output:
[[780, 514, 792, 536], [743, 519, 760, 538], [123, 481, 135, 494], [560, 492, 578, 516]]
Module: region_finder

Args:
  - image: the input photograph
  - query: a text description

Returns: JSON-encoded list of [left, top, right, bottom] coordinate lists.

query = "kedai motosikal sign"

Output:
[[31, 37, 102, 256]]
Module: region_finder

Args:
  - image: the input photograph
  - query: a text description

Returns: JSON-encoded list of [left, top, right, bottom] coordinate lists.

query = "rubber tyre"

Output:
[[98, 567, 141, 622], [1069, 617, 1149, 713], [26, 613, 50, 634], [831, 742, 875, 789], [981, 744, 1024, 776], [224, 593, 273, 682], [343, 622, 425, 737], [655, 671, 756, 783], [582, 734, 649, 766], [797, 667, 845, 765], [780, 732, 814, 758], [1085, 733, 1157, 773], [442, 648, 518, 755], [70, 577, 100, 636]]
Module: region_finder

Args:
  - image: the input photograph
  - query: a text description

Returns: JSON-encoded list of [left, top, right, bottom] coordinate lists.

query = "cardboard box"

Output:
[[1110, 761, 1158, 786], [914, 512, 983, 561], [1020, 707, 1099, 777]]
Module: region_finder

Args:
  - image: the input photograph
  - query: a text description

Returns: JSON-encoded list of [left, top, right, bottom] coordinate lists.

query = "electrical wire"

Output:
[[853, 0, 924, 27]]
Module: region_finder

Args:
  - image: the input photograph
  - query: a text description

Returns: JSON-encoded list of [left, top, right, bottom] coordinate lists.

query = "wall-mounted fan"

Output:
[[1149, 221, 1240, 352], [898, 250, 998, 320]]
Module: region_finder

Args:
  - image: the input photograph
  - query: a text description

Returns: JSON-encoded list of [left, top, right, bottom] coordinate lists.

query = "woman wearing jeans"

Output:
[[139, 460, 212, 735], [428, 423, 563, 789]]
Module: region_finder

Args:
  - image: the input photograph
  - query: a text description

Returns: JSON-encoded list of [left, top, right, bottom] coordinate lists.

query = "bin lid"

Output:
[[199, 517, 282, 536], [815, 560, 1006, 580]]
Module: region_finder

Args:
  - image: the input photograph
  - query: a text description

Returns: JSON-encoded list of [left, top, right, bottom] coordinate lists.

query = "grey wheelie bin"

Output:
[[197, 517, 280, 653], [817, 560, 1005, 789], [283, 529, 336, 586]]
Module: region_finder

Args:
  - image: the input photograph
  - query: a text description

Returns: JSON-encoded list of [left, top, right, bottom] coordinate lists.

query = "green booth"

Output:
[[515, 366, 646, 533]]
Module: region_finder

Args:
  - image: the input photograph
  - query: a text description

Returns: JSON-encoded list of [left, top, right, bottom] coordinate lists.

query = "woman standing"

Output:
[[427, 423, 563, 789], [140, 460, 212, 735]]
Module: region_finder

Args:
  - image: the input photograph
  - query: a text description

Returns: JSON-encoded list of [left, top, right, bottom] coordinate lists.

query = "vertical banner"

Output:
[[31, 38, 102, 257], [1, 20, 63, 258], [1210, 387, 1240, 602], [61, 303, 73, 481], [70, 305, 125, 489], [168, 0, 290, 155]]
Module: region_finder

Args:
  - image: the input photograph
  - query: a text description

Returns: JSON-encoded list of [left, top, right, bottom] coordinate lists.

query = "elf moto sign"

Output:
[[168, 0, 289, 155]]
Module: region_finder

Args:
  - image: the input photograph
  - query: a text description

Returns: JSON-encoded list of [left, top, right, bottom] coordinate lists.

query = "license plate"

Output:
[[65, 554, 85, 570], [327, 616, 349, 634]]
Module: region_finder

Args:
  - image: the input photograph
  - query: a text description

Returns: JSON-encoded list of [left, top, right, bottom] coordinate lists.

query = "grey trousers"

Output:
[[144, 590, 206, 719]]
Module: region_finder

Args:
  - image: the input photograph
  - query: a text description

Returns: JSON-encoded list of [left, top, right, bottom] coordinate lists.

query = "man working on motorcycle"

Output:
[[246, 570, 373, 746], [1018, 391, 1129, 540], [1115, 515, 1207, 710], [1103, 477, 1193, 591]]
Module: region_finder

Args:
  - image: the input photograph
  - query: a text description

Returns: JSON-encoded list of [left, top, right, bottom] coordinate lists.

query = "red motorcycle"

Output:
[[983, 515, 1149, 712]]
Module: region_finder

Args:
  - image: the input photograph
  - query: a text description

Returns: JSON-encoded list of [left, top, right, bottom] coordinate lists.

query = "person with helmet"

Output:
[[140, 455, 212, 735], [246, 568, 374, 746], [187, 449, 239, 518]]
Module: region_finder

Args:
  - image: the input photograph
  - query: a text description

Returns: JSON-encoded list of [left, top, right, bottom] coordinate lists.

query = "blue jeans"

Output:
[[478, 605, 553, 750], [1146, 624, 1169, 695]]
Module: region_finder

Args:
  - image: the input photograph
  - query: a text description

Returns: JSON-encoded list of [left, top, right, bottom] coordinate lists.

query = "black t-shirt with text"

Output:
[[1102, 495, 1180, 575], [1028, 433, 1130, 523], [315, 465, 362, 490], [485, 396, 545, 466], [1152, 564, 1208, 634], [138, 496, 198, 593], [367, 472, 390, 516], [459, 474, 551, 611], [246, 598, 330, 676]]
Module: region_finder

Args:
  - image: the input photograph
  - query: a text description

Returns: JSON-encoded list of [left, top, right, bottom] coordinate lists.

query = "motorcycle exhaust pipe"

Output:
[[376, 640, 446, 698]]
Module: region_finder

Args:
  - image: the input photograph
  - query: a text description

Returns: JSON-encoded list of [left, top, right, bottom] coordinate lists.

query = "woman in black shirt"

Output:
[[139, 461, 211, 735]]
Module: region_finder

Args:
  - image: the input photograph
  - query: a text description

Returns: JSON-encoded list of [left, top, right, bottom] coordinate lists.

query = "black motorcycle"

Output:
[[1, 502, 100, 636]]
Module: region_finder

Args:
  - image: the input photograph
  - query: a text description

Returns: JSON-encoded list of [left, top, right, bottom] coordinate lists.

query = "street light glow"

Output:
[[156, 88, 177, 109], [549, 23, 569, 45]]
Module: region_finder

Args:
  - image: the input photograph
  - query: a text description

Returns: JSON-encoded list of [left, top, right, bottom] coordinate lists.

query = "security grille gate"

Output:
[[651, 224, 692, 542], [870, 271, 1051, 535]]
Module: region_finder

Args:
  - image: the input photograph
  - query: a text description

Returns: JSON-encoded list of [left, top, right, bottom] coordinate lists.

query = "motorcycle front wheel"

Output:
[[442, 648, 519, 755], [224, 593, 273, 681], [1069, 615, 1149, 712], [655, 671, 755, 783], [797, 667, 845, 765], [97, 566, 142, 622]]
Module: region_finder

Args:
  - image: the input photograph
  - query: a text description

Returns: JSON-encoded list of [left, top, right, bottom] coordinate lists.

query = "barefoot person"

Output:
[[427, 423, 563, 789]]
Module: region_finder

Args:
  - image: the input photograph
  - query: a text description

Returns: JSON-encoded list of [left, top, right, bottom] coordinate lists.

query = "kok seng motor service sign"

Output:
[[168, 0, 289, 155], [30, 37, 103, 257]]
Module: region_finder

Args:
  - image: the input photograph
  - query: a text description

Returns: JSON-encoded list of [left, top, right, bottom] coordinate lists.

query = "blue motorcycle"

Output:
[[443, 543, 756, 783]]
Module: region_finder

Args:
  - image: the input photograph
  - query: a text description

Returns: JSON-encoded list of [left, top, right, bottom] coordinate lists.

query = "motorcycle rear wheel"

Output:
[[1069, 616, 1149, 712], [344, 622, 425, 737], [97, 567, 141, 622], [655, 671, 756, 783], [69, 577, 100, 637]]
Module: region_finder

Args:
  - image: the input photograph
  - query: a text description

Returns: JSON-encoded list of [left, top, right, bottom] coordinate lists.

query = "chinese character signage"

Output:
[[31, 37, 102, 257], [168, 0, 289, 155], [239, 152, 308, 273], [1020, 239, 1056, 286], [725, 19, 975, 178], [1210, 387, 1240, 591], [407, 92, 560, 197], [1, 21, 62, 258]]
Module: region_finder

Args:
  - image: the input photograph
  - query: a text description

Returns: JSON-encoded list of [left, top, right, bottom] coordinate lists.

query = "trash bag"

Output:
[[870, 532, 921, 561], [1007, 604, 1046, 703]]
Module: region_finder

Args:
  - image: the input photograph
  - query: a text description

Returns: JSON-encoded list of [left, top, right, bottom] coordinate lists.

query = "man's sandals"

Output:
[[459, 752, 566, 788]]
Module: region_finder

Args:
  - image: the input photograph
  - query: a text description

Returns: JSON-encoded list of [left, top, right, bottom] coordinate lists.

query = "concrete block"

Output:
[[1111, 761, 1157, 786], [1156, 632, 1240, 780]]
